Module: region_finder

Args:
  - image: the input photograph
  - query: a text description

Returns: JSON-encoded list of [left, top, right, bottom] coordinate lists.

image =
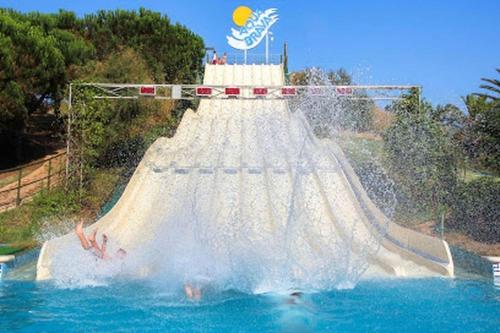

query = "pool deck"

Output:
[[483, 256, 500, 263], [0, 255, 15, 263]]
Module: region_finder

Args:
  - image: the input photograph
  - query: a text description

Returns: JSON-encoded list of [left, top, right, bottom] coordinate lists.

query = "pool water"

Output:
[[1, 278, 498, 332]]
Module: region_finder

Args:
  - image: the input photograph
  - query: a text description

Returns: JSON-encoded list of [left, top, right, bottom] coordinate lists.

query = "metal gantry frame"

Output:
[[69, 82, 421, 100], [65, 82, 422, 178]]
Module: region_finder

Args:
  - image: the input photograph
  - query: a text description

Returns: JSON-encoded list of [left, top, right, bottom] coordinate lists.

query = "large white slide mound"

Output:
[[37, 64, 453, 285]]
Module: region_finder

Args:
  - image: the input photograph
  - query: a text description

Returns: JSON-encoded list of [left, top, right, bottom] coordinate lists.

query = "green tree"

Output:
[[458, 70, 500, 173], [474, 68, 500, 101], [69, 48, 175, 177], [384, 89, 458, 216], [430, 104, 466, 130], [0, 8, 204, 166], [0, 12, 64, 117], [0, 10, 94, 130], [462, 94, 491, 118], [0, 32, 26, 133], [459, 100, 499, 173], [290, 67, 374, 132], [67, 85, 110, 190], [327, 68, 352, 85], [81, 8, 205, 83]]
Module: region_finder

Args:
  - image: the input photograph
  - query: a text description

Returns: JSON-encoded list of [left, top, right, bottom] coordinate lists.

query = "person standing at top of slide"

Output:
[[221, 52, 228, 64], [212, 51, 218, 64]]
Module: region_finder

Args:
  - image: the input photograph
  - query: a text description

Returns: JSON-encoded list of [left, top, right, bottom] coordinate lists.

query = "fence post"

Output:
[[16, 168, 22, 206], [47, 158, 52, 190]]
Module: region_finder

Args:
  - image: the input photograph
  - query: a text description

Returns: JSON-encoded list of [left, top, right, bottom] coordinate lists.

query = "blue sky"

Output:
[[2, 0, 499, 108]]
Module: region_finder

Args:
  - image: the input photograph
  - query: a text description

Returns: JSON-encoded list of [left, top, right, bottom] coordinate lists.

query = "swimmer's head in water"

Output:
[[116, 248, 127, 259], [285, 292, 305, 305]]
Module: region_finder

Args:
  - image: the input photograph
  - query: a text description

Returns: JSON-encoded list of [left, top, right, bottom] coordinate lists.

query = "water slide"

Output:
[[37, 64, 454, 284]]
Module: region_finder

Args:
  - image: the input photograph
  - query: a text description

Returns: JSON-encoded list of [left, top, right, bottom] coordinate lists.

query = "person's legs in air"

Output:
[[100, 234, 109, 259], [75, 220, 91, 250], [184, 283, 194, 299], [193, 287, 202, 300], [88, 228, 104, 258], [88, 228, 97, 245]]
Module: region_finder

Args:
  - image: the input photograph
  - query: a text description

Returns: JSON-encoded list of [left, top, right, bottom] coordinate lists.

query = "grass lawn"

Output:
[[461, 169, 500, 183], [0, 245, 28, 256], [336, 131, 385, 166]]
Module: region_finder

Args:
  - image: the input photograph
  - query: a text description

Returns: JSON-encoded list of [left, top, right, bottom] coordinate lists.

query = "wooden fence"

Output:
[[0, 152, 66, 212]]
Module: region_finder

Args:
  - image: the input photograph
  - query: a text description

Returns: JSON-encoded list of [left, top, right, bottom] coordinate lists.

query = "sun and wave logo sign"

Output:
[[226, 6, 279, 50]]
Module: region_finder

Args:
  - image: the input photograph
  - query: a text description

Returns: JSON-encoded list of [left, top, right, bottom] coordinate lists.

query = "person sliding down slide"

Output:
[[184, 283, 202, 300], [75, 220, 127, 260]]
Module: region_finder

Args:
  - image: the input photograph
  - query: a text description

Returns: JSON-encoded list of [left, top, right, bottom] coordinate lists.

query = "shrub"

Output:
[[384, 90, 458, 214], [447, 177, 500, 243], [351, 160, 397, 217]]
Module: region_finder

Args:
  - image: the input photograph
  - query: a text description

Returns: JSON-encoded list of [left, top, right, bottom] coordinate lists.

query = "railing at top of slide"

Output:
[[0, 152, 67, 212], [205, 53, 283, 65]]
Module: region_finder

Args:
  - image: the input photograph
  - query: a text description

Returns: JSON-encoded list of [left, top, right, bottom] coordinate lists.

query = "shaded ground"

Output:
[[0, 111, 66, 212], [0, 113, 64, 170]]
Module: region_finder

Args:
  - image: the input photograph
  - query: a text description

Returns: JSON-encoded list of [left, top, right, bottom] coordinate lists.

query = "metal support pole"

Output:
[[265, 32, 269, 64], [65, 83, 72, 182], [440, 210, 445, 239], [283, 42, 288, 74], [418, 86, 422, 112]]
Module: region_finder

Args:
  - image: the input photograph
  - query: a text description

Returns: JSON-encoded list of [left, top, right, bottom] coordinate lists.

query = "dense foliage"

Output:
[[384, 89, 458, 215], [383, 79, 499, 243], [459, 95, 499, 173], [447, 178, 499, 243], [0, 8, 205, 164], [80, 9, 204, 83], [0, 9, 93, 132], [69, 47, 190, 187]]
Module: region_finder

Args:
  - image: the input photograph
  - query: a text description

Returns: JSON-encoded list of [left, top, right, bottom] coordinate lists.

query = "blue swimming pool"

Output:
[[1, 277, 498, 332]]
